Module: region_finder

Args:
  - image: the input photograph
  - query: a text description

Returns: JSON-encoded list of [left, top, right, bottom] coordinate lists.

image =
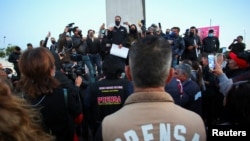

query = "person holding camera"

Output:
[[200, 53, 226, 126], [212, 52, 250, 126], [228, 35, 246, 54], [71, 26, 95, 83]]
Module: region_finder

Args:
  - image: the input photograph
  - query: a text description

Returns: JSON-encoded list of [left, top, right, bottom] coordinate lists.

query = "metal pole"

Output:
[[3, 36, 6, 44]]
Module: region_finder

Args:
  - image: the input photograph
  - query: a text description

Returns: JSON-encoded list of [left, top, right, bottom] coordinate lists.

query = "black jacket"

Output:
[[108, 26, 128, 46], [228, 42, 246, 54], [85, 78, 132, 137], [71, 35, 86, 54], [8, 52, 20, 65], [182, 35, 201, 61], [8, 51, 21, 77], [202, 36, 220, 53], [85, 37, 102, 54], [28, 88, 82, 141]]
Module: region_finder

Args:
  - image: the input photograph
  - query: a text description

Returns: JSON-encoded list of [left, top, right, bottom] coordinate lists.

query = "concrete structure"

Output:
[[105, 0, 145, 32]]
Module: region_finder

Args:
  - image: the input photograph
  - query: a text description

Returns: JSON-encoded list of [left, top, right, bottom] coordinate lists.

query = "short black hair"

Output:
[[15, 46, 21, 51], [238, 35, 243, 40], [190, 26, 196, 29], [73, 26, 78, 33], [115, 15, 121, 20], [102, 55, 125, 79], [27, 43, 32, 46], [208, 29, 214, 33], [87, 29, 95, 34]]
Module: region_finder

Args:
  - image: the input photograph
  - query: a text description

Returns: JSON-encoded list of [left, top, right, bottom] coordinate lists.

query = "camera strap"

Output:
[[63, 88, 68, 110]]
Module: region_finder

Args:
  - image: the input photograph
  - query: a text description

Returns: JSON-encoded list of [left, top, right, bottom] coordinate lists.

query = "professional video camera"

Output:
[[62, 62, 90, 87], [66, 22, 75, 33]]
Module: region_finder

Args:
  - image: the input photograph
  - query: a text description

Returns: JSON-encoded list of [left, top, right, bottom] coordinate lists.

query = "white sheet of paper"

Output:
[[110, 44, 129, 59]]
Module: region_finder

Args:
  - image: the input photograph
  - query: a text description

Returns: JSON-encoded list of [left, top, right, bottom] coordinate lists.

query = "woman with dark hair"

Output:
[[125, 23, 140, 48], [17, 47, 83, 141]]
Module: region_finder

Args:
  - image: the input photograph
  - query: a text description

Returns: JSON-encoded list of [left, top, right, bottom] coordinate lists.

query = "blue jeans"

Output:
[[82, 55, 95, 83], [172, 55, 179, 68], [89, 53, 102, 76]]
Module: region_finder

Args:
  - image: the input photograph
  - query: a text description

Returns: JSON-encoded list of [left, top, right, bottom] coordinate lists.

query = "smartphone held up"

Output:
[[208, 54, 216, 71]]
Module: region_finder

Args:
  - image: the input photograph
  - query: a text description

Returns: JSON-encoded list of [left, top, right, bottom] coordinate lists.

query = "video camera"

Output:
[[62, 62, 90, 87], [66, 22, 75, 33], [62, 62, 85, 81]]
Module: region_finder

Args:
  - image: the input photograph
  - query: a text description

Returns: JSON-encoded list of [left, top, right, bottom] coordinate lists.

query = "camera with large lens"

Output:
[[62, 62, 90, 87], [66, 22, 75, 33]]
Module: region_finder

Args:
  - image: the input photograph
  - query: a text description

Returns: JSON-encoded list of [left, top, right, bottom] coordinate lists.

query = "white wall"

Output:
[[106, 0, 145, 32]]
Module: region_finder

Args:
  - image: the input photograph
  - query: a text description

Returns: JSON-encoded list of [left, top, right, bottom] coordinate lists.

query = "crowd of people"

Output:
[[1, 15, 250, 141]]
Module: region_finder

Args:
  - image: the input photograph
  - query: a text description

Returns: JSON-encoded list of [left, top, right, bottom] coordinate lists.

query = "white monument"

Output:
[[105, 0, 145, 31]]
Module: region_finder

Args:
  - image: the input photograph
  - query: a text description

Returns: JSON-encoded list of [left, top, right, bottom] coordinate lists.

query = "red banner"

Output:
[[197, 25, 220, 40]]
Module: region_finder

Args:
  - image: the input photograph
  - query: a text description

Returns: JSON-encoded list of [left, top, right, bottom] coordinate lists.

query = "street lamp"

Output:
[[3, 36, 6, 44]]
